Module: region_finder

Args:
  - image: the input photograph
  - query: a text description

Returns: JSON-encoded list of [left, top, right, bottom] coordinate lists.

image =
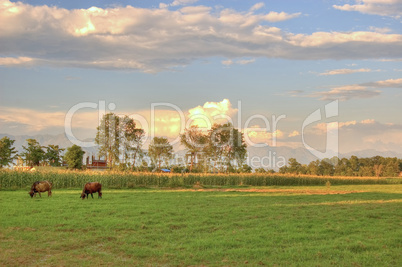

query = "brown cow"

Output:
[[29, 181, 52, 198], [80, 182, 102, 199]]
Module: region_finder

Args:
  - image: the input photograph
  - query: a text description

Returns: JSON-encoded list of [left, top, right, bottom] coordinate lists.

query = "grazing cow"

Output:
[[29, 181, 52, 198], [81, 182, 102, 199]]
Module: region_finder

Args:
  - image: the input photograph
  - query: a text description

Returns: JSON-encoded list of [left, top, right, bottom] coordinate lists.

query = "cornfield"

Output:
[[0, 169, 400, 190]]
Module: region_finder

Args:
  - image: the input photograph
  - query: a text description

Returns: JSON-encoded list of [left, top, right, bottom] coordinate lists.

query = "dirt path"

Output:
[[168, 188, 365, 195]]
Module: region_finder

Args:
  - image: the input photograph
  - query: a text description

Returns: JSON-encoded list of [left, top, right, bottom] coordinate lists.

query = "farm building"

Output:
[[86, 155, 108, 169]]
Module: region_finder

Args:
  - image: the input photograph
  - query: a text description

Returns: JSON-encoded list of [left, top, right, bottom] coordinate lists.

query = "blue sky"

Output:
[[0, 0, 402, 155]]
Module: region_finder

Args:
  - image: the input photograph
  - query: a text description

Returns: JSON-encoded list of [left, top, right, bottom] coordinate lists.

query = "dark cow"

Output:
[[81, 182, 102, 199], [29, 181, 52, 198]]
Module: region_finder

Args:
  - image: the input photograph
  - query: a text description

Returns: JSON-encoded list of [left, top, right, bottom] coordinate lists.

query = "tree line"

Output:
[[0, 136, 85, 169], [277, 156, 402, 177]]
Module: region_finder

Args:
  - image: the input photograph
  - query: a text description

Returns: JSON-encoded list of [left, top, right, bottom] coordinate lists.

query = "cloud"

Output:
[[305, 119, 402, 154], [314, 120, 357, 132], [187, 99, 237, 128], [363, 78, 402, 88], [0, 99, 240, 143], [0, 56, 34, 66], [361, 119, 375, 124], [0, 107, 99, 136], [237, 58, 256, 65], [243, 127, 284, 146], [288, 130, 300, 137], [333, 0, 402, 18], [221, 59, 233, 66], [171, 0, 199, 7], [319, 68, 374, 76], [311, 85, 380, 101], [1, 1, 401, 72], [221, 58, 255, 66], [306, 78, 402, 101], [368, 26, 392, 33], [250, 2, 265, 12]]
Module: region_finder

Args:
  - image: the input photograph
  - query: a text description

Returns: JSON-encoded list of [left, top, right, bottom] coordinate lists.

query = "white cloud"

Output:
[[171, 0, 199, 7], [222, 58, 255, 66], [188, 99, 237, 128], [333, 0, 402, 18], [250, 2, 265, 12], [319, 68, 374, 76], [0, 1, 401, 72], [221, 59, 233, 66]]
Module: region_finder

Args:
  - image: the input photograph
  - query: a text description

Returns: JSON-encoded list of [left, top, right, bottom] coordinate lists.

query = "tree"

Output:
[[21, 139, 45, 166], [45, 145, 65, 167], [319, 159, 335, 176], [373, 164, 383, 177], [64, 145, 85, 169], [121, 116, 145, 168], [288, 158, 302, 174], [95, 113, 121, 167], [148, 137, 173, 170], [239, 164, 252, 173], [307, 160, 320, 175], [207, 123, 247, 172], [0, 136, 18, 168], [180, 125, 207, 172]]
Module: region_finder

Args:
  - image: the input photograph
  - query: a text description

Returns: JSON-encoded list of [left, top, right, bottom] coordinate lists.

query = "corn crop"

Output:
[[0, 169, 400, 190]]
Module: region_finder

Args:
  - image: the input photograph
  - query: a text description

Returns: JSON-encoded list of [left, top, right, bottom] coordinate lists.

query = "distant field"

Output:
[[1, 185, 401, 266]]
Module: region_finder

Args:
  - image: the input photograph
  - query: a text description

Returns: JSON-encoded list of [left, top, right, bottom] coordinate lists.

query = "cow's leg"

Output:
[[38, 192, 42, 197], [91, 193, 94, 198]]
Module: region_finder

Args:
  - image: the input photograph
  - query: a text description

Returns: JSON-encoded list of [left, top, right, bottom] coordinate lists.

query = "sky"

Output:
[[0, 0, 402, 157]]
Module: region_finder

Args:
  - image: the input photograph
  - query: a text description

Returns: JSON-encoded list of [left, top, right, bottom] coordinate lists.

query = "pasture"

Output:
[[1, 184, 401, 266]]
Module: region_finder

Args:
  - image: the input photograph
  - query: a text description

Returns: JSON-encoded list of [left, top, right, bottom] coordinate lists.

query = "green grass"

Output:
[[1, 185, 401, 266]]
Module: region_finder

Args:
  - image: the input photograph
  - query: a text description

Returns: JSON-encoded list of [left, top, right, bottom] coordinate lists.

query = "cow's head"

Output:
[[29, 191, 35, 198], [80, 193, 86, 199]]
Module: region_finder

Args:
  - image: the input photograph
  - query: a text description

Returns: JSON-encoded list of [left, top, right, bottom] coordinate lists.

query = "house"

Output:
[[86, 156, 108, 169]]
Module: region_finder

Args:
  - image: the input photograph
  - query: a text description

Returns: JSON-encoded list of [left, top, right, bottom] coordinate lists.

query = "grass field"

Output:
[[1, 185, 401, 266]]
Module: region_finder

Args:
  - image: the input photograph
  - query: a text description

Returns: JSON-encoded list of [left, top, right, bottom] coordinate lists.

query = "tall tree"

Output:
[[64, 145, 85, 169], [121, 116, 145, 168], [180, 125, 207, 172], [148, 137, 173, 170], [95, 113, 121, 167], [21, 139, 45, 166], [45, 145, 65, 167], [0, 136, 18, 168], [288, 158, 302, 174], [207, 123, 247, 172]]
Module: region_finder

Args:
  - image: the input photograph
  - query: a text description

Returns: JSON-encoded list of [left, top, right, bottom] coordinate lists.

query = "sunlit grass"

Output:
[[0, 185, 401, 266]]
